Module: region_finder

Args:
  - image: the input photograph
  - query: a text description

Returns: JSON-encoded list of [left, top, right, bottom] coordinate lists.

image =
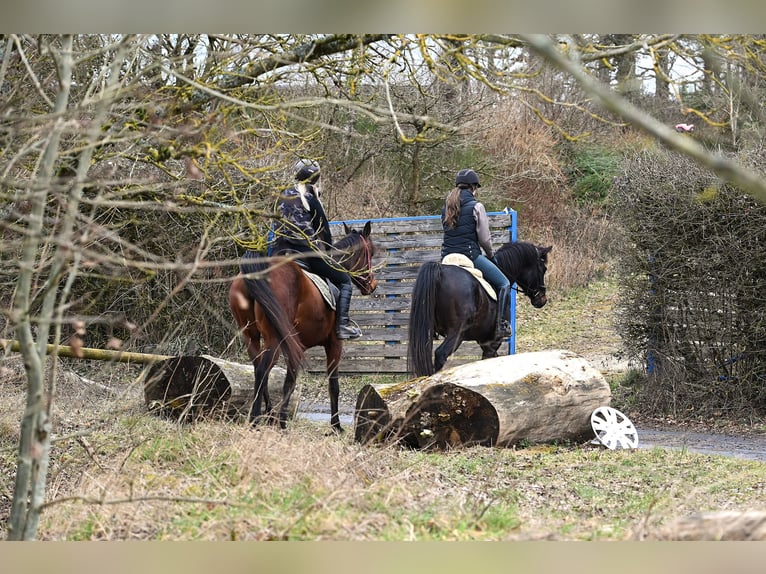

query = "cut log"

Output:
[[143, 354, 298, 422], [354, 349, 611, 449], [354, 379, 500, 449]]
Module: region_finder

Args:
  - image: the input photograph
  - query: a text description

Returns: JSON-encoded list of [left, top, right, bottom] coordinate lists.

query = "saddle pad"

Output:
[[440, 254, 497, 301], [303, 270, 336, 310]]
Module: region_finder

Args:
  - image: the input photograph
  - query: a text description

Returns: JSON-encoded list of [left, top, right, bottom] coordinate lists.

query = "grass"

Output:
[[20, 417, 766, 541], [2, 275, 765, 541]]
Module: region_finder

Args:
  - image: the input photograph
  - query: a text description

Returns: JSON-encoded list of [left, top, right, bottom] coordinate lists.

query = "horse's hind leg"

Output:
[[434, 333, 464, 373], [251, 347, 279, 426]]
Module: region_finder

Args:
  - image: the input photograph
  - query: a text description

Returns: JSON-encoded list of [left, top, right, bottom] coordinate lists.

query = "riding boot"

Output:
[[495, 285, 513, 338], [336, 283, 362, 339]]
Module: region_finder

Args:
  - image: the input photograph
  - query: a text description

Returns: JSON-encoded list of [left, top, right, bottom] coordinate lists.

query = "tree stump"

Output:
[[354, 350, 611, 449], [143, 355, 298, 422]]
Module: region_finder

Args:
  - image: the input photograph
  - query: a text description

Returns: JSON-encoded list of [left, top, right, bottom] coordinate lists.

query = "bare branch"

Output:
[[520, 34, 766, 205]]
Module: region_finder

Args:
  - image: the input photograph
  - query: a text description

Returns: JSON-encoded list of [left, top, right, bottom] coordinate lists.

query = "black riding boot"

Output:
[[495, 285, 513, 338], [336, 283, 362, 339]]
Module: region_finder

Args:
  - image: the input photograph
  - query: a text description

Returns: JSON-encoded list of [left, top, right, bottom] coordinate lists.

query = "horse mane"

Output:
[[495, 241, 541, 270], [330, 228, 376, 263], [331, 231, 357, 252]]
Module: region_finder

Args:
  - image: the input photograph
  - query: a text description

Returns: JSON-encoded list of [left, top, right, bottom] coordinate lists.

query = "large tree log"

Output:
[[143, 355, 298, 422], [354, 350, 611, 449]]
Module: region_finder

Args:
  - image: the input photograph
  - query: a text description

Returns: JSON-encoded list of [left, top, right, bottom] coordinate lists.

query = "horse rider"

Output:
[[441, 168, 513, 338], [269, 159, 363, 339]]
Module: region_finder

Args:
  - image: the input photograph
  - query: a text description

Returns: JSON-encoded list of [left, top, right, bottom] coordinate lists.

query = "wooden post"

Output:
[[1, 338, 171, 364]]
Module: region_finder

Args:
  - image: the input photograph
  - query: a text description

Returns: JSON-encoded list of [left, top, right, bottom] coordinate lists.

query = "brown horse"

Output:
[[228, 221, 377, 431]]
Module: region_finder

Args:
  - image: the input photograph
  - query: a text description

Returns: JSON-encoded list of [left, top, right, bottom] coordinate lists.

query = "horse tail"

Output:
[[241, 260, 305, 371], [407, 261, 441, 377]]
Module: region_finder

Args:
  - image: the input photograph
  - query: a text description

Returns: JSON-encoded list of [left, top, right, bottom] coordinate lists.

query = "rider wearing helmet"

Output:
[[441, 168, 512, 338], [269, 159, 362, 339]]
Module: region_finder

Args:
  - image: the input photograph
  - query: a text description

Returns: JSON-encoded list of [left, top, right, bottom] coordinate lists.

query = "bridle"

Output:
[[512, 247, 547, 302], [347, 233, 377, 295], [514, 281, 545, 298]]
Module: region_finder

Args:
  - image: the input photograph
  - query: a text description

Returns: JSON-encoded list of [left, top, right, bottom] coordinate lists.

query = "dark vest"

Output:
[[441, 188, 481, 260]]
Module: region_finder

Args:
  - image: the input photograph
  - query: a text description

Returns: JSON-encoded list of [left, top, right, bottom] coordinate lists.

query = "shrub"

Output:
[[565, 144, 622, 205], [612, 148, 766, 418]]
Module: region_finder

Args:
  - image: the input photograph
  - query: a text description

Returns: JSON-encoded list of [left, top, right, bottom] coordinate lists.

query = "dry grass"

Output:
[[2, 339, 765, 541], [2, 268, 763, 541]]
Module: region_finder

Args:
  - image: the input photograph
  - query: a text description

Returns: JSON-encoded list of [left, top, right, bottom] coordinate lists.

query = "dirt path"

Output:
[[636, 427, 766, 462], [298, 404, 766, 462]]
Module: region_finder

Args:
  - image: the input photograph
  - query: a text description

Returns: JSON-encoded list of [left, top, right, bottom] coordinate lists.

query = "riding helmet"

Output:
[[455, 168, 481, 188], [294, 159, 321, 184]]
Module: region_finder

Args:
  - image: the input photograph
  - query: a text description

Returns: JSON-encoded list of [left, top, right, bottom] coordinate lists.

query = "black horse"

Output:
[[407, 241, 551, 377]]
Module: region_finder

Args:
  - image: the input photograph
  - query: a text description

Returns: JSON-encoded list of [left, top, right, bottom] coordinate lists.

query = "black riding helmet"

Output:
[[294, 159, 321, 184], [455, 168, 481, 188]]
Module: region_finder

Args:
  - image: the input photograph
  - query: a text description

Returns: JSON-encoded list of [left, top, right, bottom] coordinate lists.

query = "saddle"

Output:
[[303, 270, 338, 310], [274, 249, 338, 309], [441, 254, 497, 300]]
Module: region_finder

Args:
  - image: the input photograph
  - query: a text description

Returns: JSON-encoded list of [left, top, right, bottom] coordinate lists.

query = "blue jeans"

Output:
[[473, 255, 510, 292]]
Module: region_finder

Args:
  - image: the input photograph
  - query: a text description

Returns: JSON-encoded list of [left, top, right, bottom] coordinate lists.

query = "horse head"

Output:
[[336, 221, 378, 295], [498, 243, 551, 308]]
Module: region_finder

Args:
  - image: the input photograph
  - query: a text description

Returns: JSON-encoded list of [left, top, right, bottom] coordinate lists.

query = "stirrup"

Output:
[[498, 321, 513, 338], [337, 320, 362, 339]]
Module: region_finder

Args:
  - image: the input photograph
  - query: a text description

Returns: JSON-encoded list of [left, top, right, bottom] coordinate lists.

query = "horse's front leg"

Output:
[[434, 333, 463, 373], [325, 340, 343, 434], [480, 339, 503, 360], [277, 366, 299, 430]]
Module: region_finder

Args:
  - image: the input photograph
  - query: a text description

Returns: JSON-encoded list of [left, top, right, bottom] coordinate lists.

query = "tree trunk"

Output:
[[354, 350, 611, 449], [7, 36, 131, 540], [7, 36, 75, 541]]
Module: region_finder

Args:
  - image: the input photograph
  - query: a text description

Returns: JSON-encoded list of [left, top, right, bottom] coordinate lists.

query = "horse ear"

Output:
[[363, 220, 372, 237], [343, 222, 350, 234]]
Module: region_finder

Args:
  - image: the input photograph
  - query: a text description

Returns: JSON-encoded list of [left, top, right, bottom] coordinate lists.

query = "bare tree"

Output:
[[520, 34, 766, 205], [0, 33, 465, 540], [4, 35, 135, 540]]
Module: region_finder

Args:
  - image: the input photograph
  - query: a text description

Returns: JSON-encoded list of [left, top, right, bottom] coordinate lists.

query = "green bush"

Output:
[[566, 145, 621, 204]]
